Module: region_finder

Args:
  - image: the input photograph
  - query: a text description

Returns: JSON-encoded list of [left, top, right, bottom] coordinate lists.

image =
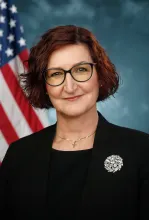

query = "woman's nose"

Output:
[[63, 72, 77, 93]]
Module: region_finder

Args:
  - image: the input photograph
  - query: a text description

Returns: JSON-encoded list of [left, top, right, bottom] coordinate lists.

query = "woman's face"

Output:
[[46, 43, 99, 117]]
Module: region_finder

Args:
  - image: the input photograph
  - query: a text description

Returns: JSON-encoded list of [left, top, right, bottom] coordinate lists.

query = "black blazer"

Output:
[[0, 111, 149, 220]]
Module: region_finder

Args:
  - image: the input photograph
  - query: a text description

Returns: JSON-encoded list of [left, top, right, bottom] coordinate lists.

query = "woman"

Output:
[[0, 25, 149, 220]]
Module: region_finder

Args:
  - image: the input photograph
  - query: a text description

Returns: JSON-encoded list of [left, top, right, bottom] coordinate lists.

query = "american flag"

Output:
[[0, 0, 49, 164]]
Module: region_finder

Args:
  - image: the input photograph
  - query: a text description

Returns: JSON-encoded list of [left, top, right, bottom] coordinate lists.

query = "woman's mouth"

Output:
[[65, 95, 82, 101]]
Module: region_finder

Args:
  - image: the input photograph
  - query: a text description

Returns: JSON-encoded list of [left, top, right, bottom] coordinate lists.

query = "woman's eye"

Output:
[[51, 72, 62, 77], [77, 68, 86, 72]]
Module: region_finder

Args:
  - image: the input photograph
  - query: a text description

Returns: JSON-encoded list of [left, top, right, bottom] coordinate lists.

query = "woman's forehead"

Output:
[[47, 44, 92, 69]]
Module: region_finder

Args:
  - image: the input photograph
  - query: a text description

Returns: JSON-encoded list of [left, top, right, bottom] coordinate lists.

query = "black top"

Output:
[[48, 148, 93, 220], [1, 111, 149, 220]]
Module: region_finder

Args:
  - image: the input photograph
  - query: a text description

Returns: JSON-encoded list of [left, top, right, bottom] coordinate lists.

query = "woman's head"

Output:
[[21, 25, 120, 114]]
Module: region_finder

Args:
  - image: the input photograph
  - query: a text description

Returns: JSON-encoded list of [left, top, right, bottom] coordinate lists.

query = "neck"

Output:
[[55, 106, 99, 140]]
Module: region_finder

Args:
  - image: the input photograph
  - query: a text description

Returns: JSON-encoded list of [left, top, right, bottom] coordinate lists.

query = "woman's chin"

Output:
[[58, 107, 86, 118]]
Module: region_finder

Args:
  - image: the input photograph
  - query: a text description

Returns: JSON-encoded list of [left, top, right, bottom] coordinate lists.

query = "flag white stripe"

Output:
[[33, 108, 49, 127], [0, 131, 8, 162]]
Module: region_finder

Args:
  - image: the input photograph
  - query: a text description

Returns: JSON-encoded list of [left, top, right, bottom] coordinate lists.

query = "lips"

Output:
[[65, 95, 82, 100]]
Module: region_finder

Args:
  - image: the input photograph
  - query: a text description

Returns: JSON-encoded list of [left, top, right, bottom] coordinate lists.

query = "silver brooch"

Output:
[[104, 155, 123, 173]]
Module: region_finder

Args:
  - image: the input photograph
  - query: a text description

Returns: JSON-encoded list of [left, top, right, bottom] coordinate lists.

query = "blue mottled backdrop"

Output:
[[14, 0, 149, 133]]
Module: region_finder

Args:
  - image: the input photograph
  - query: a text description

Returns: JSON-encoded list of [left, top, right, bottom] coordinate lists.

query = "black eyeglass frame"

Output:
[[43, 62, 97, 87]]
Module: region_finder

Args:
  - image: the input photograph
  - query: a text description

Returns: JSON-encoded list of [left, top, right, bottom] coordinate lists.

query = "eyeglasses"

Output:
[[43, 62, 96, 86]]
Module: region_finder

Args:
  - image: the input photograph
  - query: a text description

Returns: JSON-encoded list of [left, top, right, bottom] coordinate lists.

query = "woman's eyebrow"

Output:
[[49, 61, 88, 69]]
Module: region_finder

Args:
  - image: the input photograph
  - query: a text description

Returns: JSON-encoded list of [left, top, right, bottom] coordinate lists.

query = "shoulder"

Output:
[[2, 123, 56, 165], [109, 121, 148, 141], [108, 121, 149, 154], [99, 111, 149, 147], [12, 122, 56, 146]]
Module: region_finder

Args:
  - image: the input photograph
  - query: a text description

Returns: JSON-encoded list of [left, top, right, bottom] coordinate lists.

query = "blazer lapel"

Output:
[[35, 123, 57, 217], [76, 111, 115, 218]]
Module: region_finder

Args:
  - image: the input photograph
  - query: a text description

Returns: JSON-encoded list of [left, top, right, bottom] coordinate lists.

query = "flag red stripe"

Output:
[[1, 64, 44, 132], [0, 104, 19, 145], [19, 49, 29, 69]]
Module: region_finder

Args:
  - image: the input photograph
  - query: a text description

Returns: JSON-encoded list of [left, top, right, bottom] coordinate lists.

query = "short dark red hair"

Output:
[[20, 25, 121, 109]]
